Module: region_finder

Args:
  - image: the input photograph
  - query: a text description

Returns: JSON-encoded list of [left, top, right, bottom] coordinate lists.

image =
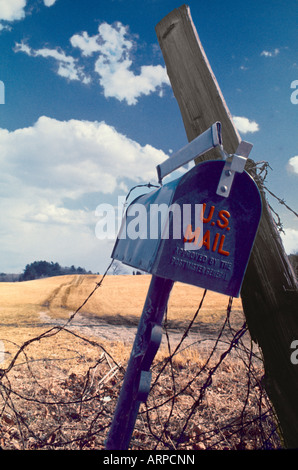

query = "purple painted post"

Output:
[[105, 275, 174, 450]]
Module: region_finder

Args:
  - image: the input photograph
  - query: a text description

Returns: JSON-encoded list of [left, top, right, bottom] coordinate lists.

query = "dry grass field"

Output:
[[0, 274, 281, 450], [0, 273, 244, 364]]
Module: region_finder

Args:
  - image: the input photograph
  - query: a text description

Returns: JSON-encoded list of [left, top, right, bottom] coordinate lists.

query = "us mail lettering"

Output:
[[184, 203, 231, 256]]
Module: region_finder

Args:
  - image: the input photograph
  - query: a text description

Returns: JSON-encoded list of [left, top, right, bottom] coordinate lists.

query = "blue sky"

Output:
[[0, 0, 297, 274]]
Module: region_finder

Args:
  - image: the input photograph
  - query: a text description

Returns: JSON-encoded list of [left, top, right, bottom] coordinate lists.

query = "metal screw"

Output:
[[225, 170, 232, 177], [221, 185, 228, 193]]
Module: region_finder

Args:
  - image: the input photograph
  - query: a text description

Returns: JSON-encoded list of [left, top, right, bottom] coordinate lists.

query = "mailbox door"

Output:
[[111, 178, 179, 273], [153, 160, 262, 297]]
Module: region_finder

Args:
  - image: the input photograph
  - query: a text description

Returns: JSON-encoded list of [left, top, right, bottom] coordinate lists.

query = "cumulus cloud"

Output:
[[288, 156, 298, 175], [0, 0, 58, 32], [0, 0, 26, 21], [14, 41, 91, 83], [16, 21, 170, 104], [0, 116, 166, 197], [71, 22, 170, 104], [0, 0, 57, 23], [232, 116, 260, 134], [70, 22, 132, 58], [0, 116, 168, 272]]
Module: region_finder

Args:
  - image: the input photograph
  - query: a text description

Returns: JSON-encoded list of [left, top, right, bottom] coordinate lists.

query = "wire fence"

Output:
[[0, 164, 296, 451], [0, 269, 282, 450]]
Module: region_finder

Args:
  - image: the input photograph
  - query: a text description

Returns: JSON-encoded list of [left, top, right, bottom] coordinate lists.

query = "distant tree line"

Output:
[[0, 273, 20, 282], [20, 261, 92, 281], [0, 261, 92, 282], [0, 253, 297, 282]]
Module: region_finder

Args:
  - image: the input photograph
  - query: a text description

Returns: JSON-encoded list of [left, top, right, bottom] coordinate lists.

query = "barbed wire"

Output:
[[264, 185, 298, 219], [1, 170, 292, 450], [253, 160, 298, 218], [0, 269, 282, 450]]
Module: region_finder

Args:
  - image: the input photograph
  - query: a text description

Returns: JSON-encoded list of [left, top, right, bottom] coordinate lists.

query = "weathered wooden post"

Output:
[[105, 4, 298, 451], [155, 4, 298, 449]]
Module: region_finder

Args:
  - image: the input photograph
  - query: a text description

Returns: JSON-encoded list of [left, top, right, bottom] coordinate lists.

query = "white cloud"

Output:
[[72, 22, 170, 105], [232, 116, 260, 134], [70, 22, 132, 58], [260, 48, 280, 58], [44, 0, 57, 6], [0, 116, 167, 271], [0, 0, 57, 31], [281, 228, 298, 255], [14, 40, 30, 54], [288, 156, 298, 175], [0, 0, 26, 21], [0, 190, 107, 273], [95, 59, 169, 105], [14, 41, 91, 83], [70, 30, 103, 57], [0, 116, 166, 197], [16, 21, 170, 104]]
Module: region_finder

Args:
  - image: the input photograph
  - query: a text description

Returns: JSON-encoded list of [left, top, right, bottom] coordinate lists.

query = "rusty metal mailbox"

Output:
[[111, 158, 262, 298]]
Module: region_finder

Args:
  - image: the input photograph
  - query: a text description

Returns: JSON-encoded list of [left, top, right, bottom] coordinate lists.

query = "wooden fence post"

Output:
[[156, 4, 298, 449]]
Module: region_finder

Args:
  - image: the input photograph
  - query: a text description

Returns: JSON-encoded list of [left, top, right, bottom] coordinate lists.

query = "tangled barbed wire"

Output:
[[0, 274, 282, 450], [1, 170, 296, 451]]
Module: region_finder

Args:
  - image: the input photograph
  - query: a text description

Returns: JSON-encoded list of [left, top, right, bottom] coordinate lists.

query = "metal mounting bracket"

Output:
[[216, 141, 253, 198], [137, 324, 163, 402]]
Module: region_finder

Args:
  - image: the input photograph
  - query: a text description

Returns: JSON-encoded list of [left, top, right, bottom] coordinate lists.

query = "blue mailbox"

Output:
[[111, 124, 262, 298]]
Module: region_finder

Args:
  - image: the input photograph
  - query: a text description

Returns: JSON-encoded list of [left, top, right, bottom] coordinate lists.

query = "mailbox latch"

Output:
[[216, 141, 253, 198]]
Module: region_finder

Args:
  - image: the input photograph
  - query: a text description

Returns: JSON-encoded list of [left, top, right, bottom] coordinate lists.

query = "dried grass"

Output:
[[0, 274, 281, 450]]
